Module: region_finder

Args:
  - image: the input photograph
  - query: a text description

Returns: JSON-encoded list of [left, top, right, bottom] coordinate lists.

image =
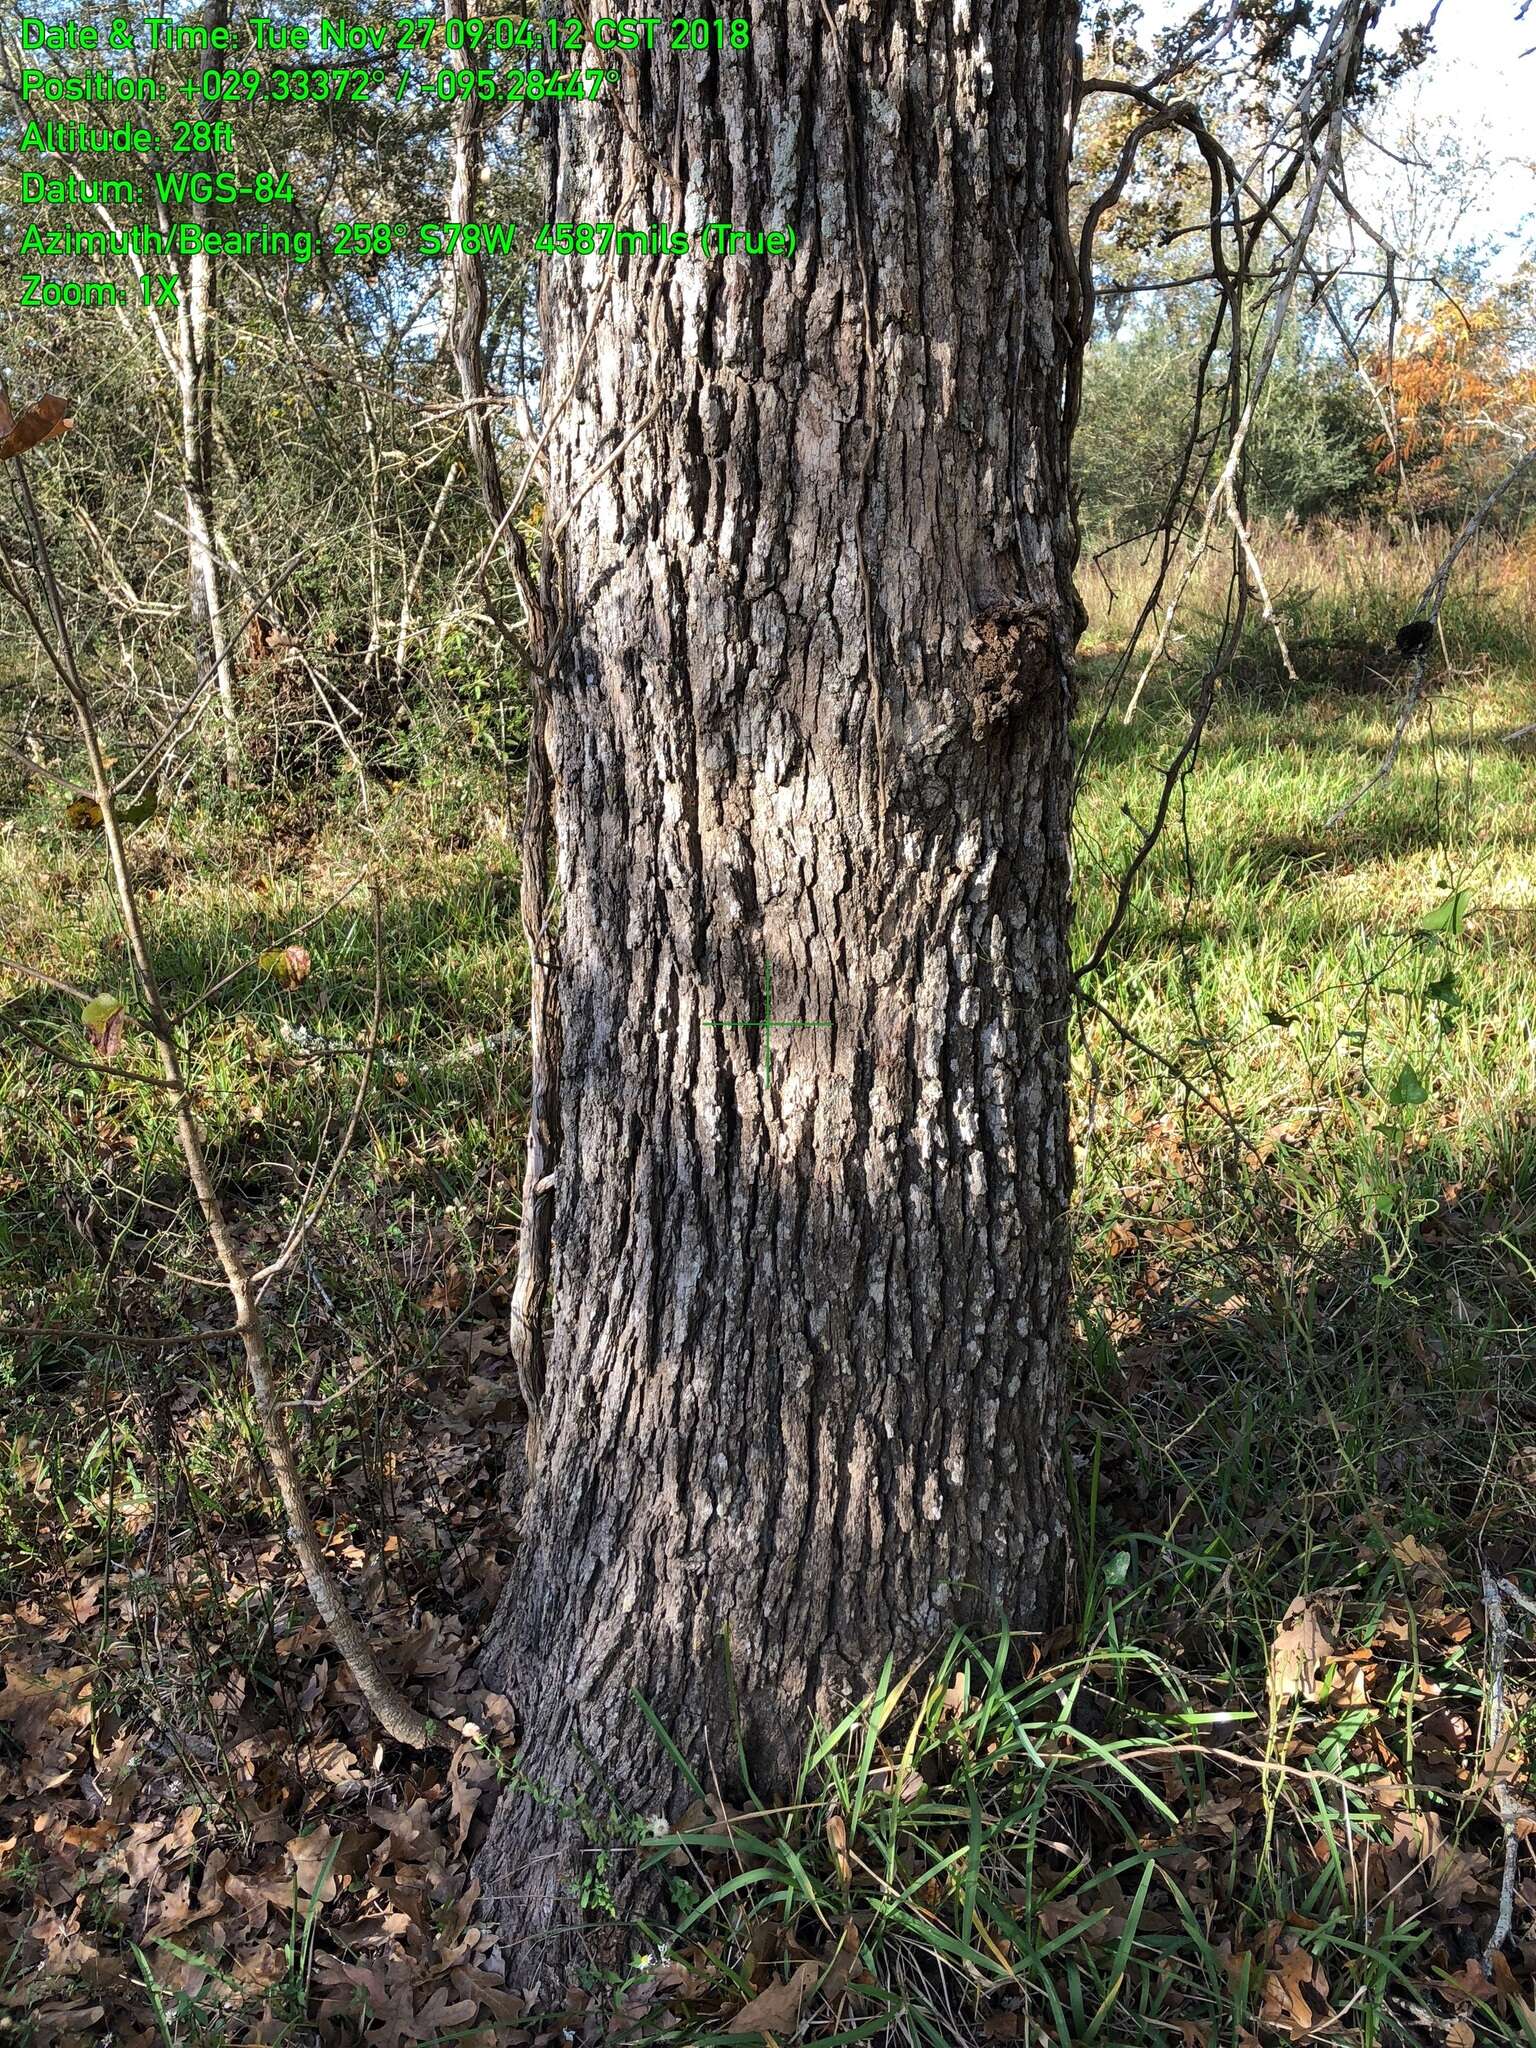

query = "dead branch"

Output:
[[1480, 1569, 1536, 1973], [440, 6, 565, 1478], [1323, 447, 1536, 827]]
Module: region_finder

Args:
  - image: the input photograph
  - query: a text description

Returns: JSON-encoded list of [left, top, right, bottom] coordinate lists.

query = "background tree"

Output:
[[1369, 275, 1536, 522], [1074, 317, 1376, 537], [0, 0, 535, 784]]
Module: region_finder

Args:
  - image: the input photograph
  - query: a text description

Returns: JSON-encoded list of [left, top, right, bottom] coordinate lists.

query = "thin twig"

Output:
[[1324, 451, 1536, 827], [253, 882, 385, 1296], [0, 952, 95, 1006], [182, 876, 367, 1021], [1480, 1569, 1536, 1974], [0, 740, 93, 796], [6, 1018, 183, 1094], [0, 1323, 241, 1349]]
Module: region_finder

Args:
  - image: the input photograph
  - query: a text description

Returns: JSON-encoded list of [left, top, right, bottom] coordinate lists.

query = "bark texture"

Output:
[[479, 0, 1082, 1977]]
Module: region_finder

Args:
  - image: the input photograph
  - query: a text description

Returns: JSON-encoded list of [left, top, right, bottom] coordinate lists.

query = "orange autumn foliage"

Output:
[[1370, 279, 1536, 518]]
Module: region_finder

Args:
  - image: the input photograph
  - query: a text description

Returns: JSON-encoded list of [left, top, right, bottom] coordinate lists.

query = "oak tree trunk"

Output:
[[478, 0, 1083, 1979]]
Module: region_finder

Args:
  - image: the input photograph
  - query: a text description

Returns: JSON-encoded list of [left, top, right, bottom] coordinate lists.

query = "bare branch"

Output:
[[1324, 448, 1536, 826]]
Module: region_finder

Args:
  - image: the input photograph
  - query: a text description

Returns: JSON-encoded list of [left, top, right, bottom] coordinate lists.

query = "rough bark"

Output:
[[477, 0, 1083, 1981]]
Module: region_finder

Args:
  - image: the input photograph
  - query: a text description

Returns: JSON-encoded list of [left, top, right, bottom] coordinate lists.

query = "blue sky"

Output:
[[1134, 0, 1535, 290]]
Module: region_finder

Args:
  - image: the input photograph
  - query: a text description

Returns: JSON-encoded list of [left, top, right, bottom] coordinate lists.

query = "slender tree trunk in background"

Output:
[[442, 0, 562, 1460], [178, 0, 236, 761], [478, 0, 1083, 1977], [443, 17, 507, 537]]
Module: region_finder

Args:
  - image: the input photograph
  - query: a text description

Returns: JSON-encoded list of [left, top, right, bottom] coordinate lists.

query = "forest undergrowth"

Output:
[[2, 520, 1536, 2043]]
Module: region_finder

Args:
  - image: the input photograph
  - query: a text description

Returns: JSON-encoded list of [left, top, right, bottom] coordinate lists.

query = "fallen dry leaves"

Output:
[[725, 1957, 820, 2037], [0, 1278, 531, 2046], [6, 1220, 1536, 2046], [1268, 1594, 1342, 1706], [1258, 1937, 1335, 2040]]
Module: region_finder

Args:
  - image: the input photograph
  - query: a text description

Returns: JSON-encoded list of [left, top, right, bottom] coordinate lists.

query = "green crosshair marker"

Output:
[[703, 956, 832, 1088]]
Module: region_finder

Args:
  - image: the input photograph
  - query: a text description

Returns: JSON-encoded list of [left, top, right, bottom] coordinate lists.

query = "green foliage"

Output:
[[79, 992, 125, 1058], [1386, 1061, 1428, 1109], [1076, 324, 1377, 535], [1420, 888, 1472, 936], [1245, 357, 1379, 521]]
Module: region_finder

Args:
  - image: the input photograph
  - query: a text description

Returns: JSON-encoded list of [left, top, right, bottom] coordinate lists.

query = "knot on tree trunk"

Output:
[[962, 602, 1056, 737]]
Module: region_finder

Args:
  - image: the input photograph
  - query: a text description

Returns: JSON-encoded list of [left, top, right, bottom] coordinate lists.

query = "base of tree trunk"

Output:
[[475, 1562, 1066, 1992]]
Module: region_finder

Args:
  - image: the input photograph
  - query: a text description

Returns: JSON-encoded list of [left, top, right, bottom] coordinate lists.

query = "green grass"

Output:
[[1071, 524, 1536, 1581], [0, 758, 530, 1600], [2, 516, 1535, 2040], [613, 1622, 1485, 2045]]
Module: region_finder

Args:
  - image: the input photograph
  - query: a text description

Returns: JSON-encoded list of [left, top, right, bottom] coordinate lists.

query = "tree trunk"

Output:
[[477, 0, 1083, 1980], [177, 0, 237, 763], [441, 0, 562, 1463]]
